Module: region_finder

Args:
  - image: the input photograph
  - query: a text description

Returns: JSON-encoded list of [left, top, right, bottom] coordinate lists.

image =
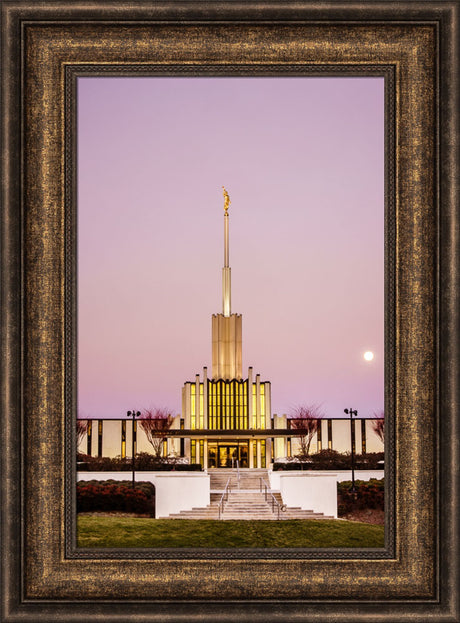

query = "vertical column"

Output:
[[195, 374, 200, 429], [256, 440, 261, 468], [265, 382, 271, 429], [247, 367, 253, 427], [266, 438, 272, 466], [255, 374, 261, 430], [249, 440, 254, 468], [203, 367, 208, 429], [203, 439, 208, 470]]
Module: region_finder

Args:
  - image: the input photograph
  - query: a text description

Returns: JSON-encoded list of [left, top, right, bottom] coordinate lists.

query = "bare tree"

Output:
[[76, 420, 88, 447], [139, 408, 174, 459], [372, 410, 385, 443], [289, 404, 323, 459]]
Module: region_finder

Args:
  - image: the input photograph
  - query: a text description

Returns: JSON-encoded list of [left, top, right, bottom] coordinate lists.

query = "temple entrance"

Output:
[[208, 441, 249, 468]]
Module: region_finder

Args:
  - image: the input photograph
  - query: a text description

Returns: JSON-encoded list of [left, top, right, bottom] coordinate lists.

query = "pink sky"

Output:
[[78, 76, 384, 420]]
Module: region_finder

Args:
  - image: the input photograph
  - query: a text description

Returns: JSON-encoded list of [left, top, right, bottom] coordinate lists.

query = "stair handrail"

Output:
[[218, 477, 232, 520], [259, 477, 286, 520]]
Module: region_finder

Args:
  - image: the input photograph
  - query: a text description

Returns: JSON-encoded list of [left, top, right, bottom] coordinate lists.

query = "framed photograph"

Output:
[[75, 73, 387, 543], [1, 1, 458, 621]]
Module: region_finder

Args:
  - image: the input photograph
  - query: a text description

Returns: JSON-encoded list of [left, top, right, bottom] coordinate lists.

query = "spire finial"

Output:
[[222, 186, 230, 214]]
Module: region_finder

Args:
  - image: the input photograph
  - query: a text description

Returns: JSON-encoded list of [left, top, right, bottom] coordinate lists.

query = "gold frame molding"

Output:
[[1, 2, 458, 621]]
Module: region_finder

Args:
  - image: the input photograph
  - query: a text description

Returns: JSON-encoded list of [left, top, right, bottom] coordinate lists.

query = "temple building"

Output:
[[180, 188, 272, 468]]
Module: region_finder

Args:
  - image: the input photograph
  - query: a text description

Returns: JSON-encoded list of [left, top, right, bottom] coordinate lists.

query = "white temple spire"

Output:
[[222, 187, 231, 317]]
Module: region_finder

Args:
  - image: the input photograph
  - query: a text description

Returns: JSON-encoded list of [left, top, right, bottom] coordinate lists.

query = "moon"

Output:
[[364, 351, 374, 362]]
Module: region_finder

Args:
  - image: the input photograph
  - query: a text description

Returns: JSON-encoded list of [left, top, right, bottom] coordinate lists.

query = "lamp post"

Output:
[[127, 410, 141, 488], [344, 407, 358, 493]]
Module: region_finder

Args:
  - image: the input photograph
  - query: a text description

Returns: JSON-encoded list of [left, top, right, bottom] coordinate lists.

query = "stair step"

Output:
[[164, 471, 333, 520]]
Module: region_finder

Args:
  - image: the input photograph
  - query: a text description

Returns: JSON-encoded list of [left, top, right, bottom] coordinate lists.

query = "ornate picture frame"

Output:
[[1, 2, 458, 621]]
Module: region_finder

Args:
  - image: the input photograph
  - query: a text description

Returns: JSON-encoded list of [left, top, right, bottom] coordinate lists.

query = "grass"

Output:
[[77, 516, 384, 549]]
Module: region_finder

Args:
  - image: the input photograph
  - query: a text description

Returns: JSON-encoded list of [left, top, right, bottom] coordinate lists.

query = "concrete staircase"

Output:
[[164, 469, 334, 520]]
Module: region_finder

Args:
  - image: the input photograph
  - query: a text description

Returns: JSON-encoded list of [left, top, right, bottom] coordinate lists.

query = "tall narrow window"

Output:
[[98, 420, 103, 457], [225, 383, 230, 429], [199, 440, 204, 467], [253, 441, 257, 468], [208, 381, 216, 430], [260, 440, 266, 468], [199, 383, 204, 429], [180, 418, 185, 457], [260, 384, 266, 429], [191, 440, 196, 464], [87, 420, 92, 456], [121, 420, 126, 459], [190, 384, 196, 430], [243, 380, 248, 429], [328, 419, 333, 450], [361, 419, 367, 454], [252, 385, 257, 428]]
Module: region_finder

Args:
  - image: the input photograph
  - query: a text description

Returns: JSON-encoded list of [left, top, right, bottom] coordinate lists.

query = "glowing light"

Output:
[[364, 351, 374, 362]]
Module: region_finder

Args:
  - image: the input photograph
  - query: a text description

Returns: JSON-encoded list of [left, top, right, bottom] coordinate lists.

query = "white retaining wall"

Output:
[[268, 470, 384, 518], [269, 472, 338, 518], [77, 471, 210, 519]]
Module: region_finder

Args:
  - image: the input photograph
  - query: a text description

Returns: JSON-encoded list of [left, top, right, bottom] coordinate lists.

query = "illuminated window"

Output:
[[260, 384, 266, 429], [253, 441, 257, 468], [180, 418, 184, 456], [207, 380, 249, 431], [87, 421, 92, 456], [199, 383, 204, 429], [260, 440, 266, 468], [98, 420, 103, 457], [163, 439, 167, 457], [252, 385, 257, 428], [199, 440, 204, 466], [328, 420, 332, 450], [225, 383, 230, 429], [121, 421, 126, 459], [191, 440, 196, 464], [190, 384, 196, 429], [361, 419, 366, 454]]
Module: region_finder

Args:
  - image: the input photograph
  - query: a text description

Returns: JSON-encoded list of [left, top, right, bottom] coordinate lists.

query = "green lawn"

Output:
[[77, 516, 384, 548]]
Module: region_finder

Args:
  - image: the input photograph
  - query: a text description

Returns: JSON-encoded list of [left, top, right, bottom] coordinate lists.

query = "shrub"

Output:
[[337, 479, 384, 514], [273, 451, 385, 471], [77, 452, 203, 472], [77, 480, 155, 515]]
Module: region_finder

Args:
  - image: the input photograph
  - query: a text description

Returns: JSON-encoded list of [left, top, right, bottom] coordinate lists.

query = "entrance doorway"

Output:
[[208, 442, 249, 468]]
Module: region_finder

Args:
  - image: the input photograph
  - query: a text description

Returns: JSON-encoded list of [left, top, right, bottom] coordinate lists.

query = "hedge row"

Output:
[[273, 451, 384, 471], [337, 479, 384, 514], [77, 480, 155, 514], [77, 452, 203, 472]]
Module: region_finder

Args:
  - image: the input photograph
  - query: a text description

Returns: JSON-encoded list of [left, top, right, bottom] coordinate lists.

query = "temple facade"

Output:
[[77, 189, 384, 467]]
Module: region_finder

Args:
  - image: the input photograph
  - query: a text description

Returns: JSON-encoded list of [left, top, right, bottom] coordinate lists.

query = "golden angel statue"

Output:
[[222, 186, 230, 213]]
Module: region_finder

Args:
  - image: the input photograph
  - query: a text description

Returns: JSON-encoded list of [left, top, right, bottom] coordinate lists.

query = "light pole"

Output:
[[344, 407, 358, 493], [127, 410, 141, 488]]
